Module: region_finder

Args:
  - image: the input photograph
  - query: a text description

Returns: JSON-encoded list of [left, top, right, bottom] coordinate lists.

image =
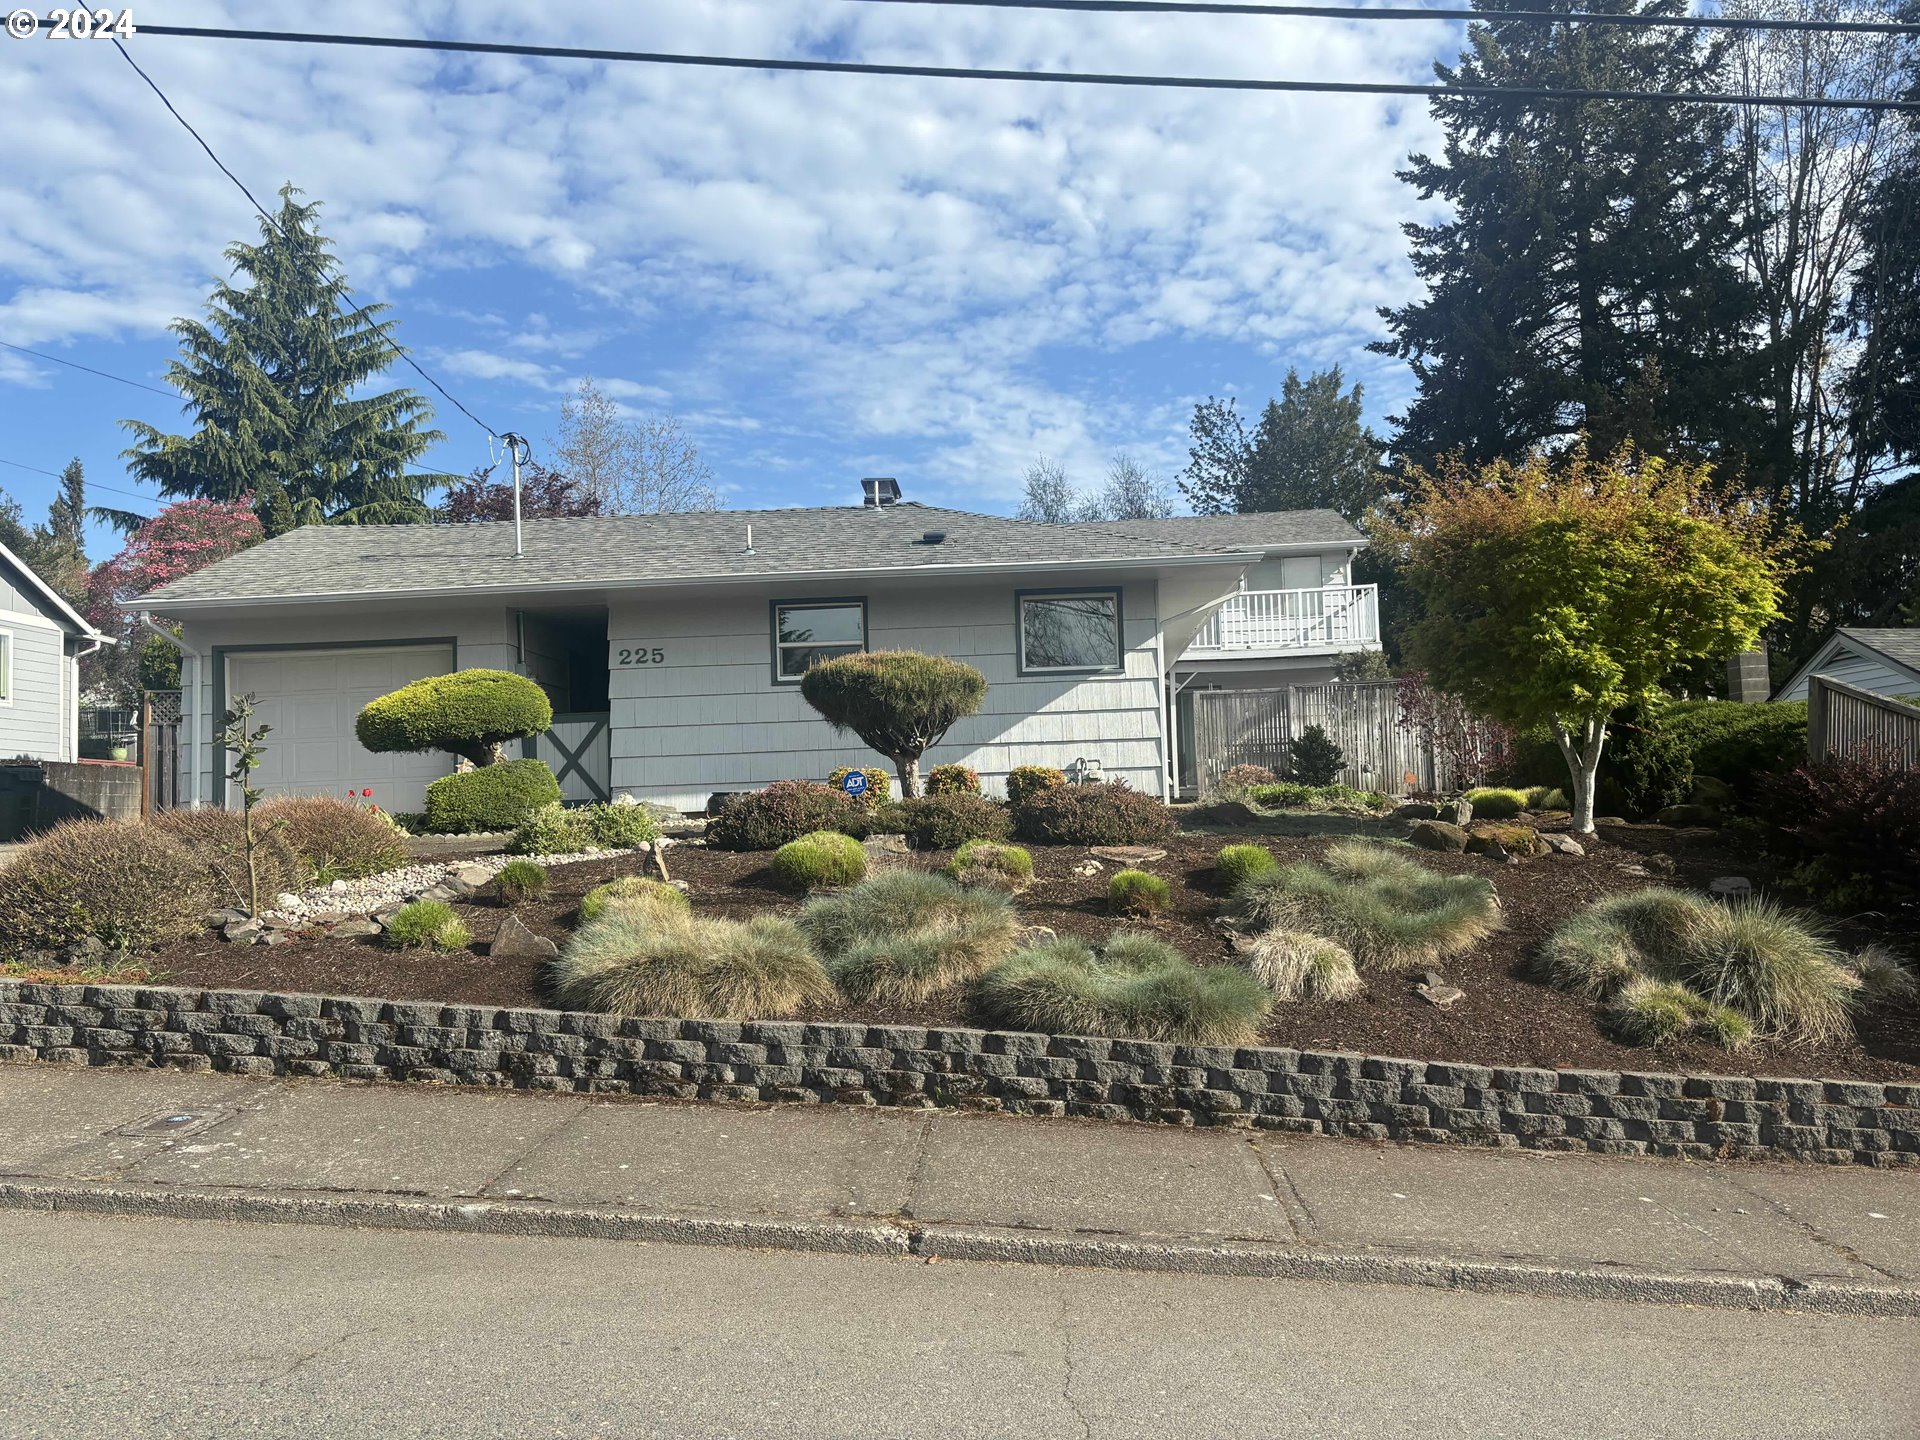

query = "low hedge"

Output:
[[897, 793, 1013, 850], [1012, 781, 1175, 846], [424, 759, 562, 834], [706, 781, 856, 852], [0, 818, 214, 952]]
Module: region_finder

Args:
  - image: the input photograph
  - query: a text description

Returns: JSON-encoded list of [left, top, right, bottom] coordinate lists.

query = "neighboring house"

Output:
[[1774, 628, 1920, 703], [0, 541, 109, 762], [134, 481, 1377, 813]]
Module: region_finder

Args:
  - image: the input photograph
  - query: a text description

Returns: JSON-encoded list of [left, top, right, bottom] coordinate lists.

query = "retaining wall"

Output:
[[0, 980, 1913, 1167]]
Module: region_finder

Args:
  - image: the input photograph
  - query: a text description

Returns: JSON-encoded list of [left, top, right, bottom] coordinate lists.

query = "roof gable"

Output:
[[0, 542, 100, 637]]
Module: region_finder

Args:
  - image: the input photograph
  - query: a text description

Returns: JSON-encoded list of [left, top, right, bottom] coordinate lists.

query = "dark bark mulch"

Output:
[[149, 822, 1920, 1083]]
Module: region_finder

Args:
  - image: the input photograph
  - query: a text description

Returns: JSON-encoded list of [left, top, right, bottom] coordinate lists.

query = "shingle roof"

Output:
[[140, 503, 1295, 608], [1076, 510, 1365, 549], [1839, 627, 1920, 677]]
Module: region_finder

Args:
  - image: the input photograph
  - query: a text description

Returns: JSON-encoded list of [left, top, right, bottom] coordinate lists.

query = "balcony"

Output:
[[1185, 584, 1380, 658]]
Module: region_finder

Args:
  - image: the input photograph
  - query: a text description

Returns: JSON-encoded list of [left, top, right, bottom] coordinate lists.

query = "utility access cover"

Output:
[[112, 1109, 230, 1140]]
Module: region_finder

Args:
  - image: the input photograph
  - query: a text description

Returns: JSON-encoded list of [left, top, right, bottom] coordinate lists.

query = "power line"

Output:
[[0, 457, 158, 512], [110, 38, 502, 439], [101, 19, 1920, 111], [853, 0, 1920, 36], [0, 340, 175, 398]]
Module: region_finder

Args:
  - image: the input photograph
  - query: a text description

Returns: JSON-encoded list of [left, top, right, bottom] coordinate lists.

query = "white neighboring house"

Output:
[[133, 481, 1378, 814], [0, 541, 110, 762], [1774, 628, 1920, 703]]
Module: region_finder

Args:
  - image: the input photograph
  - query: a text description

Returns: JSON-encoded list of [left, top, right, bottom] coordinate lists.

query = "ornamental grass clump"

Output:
[[494, 859, 550, 904], [947, 840, 1035, 892], [551, 907, 832, 1019], [506, 801, 593, 856], [1463, 786, 1529, 819], [770, 830, 869, 892], [1605, 977, 1753, 1050], [1243, 930, 1362, 1003], [384, 899, 471, 952], [800, 869, 1018, 1004], [1214, 843, 1278, 891], [578, 875, 689, 924], [256, 795, 408, 880], [1109, 868, 1170, 917], [1534, 888, 1710, 999], [1232, 840, 1501, 972], [973, 932, 1273, 1045]]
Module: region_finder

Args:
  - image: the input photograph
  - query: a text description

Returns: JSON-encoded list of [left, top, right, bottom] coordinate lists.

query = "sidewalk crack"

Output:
[[1249, 1136, 1314, 1239], [897, 1109, 938, 1221], [1717, 1171, 1904, 1283], [472, 1105, 591, 1200], [1057, 1285, 1092, 1440]]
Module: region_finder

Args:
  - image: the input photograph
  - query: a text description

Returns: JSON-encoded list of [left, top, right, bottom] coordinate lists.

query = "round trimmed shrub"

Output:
[[586, 802, 659, 849], [256, 796, 408, 880], [579, 875, 689, 924], [384, 899, 471, 951], [495, 859, 549, 904], [1109, 868, 1170, 917], [506, 801, 593, 856], [149, 805, 305, 909], [926, 764, 981, 795], [801, 870, 1018, 1003], [947, 840, 1034, 891], [827, 766, 892, 806], [706, 781, 856, 852], [0, 818, 214, 952], [355, 668, 553, 768], [551, 907, 832, 1019], [1214, 843, 1278, 891], [771, 831, 869, 892], [973, 932, 1273, 1045], [1005, 764, 1066, 808], [425, 759, 562, 834], [1244, 930, 1362, 1003], [798, 651, 988, 799], [897, 792, 1013, 850], [1012, 781, 1175, 847]]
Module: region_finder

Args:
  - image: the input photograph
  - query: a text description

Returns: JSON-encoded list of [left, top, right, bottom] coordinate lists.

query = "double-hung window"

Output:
[[772, 599, 867, 682], [1017, 589, 1122, 674]]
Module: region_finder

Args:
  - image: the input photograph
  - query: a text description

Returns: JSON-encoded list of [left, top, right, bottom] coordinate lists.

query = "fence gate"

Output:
[[523, 712, 612, 803], [1187, 680, 1467, 797], [142, 690, 183, 813], [1807, 674, 1920, 768]]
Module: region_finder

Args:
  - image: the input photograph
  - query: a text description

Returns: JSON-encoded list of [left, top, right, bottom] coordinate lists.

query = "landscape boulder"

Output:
[[1408, 820, 1469, 853], [489, 913, 559, 961], [1466, 822, 1548, 860]]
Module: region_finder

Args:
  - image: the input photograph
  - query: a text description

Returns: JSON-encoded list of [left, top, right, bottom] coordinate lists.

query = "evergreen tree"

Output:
[[1374, 0, 1764, 467], [1179, 368, 1386, 521], [0, 460, 90, 611], [122, 186, 445, 527]]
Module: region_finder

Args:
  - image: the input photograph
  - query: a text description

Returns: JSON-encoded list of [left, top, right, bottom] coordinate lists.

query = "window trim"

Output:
[[769, 596, 869, 686], [0, 628, 12, 706], [1015, 587, 1124, 677]]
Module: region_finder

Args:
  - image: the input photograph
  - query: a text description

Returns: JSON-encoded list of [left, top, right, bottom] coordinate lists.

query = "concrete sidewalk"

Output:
[[1, 1064, 1914, 1314]]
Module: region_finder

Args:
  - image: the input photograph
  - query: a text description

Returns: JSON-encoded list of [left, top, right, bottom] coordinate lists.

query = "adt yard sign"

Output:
[[840, 770, 869, 798]]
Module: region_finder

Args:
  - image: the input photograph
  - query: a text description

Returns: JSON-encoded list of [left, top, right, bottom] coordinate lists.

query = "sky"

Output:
[[0, 0, 1457, 560]]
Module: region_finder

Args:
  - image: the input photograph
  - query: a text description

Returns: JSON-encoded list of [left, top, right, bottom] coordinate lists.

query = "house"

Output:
[[134, 482, 1377, 813], [1774, 628, 1920, 703], [0, 540, 110, 762]]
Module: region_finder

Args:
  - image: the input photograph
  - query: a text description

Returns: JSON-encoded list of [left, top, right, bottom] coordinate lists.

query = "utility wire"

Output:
[[0, 456, 158, 511], [0, 340, 175, 398], [97, 18, 1920, 111], [852, 0, 1920, 36], [110, 38, 501, 439]]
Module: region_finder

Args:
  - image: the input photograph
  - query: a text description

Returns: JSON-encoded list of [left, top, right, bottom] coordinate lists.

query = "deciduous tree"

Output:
[[440, 462, 601, 523], [549, 377, 720, 515]]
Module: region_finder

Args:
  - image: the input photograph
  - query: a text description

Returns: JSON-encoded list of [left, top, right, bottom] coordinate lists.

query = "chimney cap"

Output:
[[861, 477, 901, 508]]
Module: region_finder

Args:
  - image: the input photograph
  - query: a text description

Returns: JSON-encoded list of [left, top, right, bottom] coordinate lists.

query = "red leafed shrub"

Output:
[[1395, 670, 1515, 789], [925, 763, 981, 796], [706, 780, 858, 852], [1761, 754, 1920, 892], [1012, 781, 1175, 847], [1219, 763, 1278, 790]]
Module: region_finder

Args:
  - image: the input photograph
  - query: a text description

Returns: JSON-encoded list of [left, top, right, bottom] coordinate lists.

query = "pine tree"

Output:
[[122, 186, 445, 526], [1179, 368, 1386, 521], [0, 460, 90, 610], [1373, 0, 1765, 467]]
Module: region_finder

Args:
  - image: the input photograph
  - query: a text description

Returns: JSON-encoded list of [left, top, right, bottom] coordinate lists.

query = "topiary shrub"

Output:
[[925, 763, 981, 795], [495, 859, 550, 904], [1287, 724, 1345, 786], [827, 766, 892, 806], [148, 805, 305, 910], [947, 840, 1035, 891], [1109, 868, 1170, 917], [0, 818, 215, 952], [254, 796, 409, 881], [798, 650, 988, 798], [1013, 781, 1175, 846], [585, 801, 659, 849], [552, 907, 832, 1019], [1218, 763, 1279, 791], [1463, 786, 1528, 819], [384, 899, 472, 951], [425, 759, 562, 834], [579, 875, 689, 924], [705, 780, 857, 852], [1214, 843, 1279, 890], [897, 792, 1013, 850], [1005, 764, 1066, 808], [506, 801, 593, 856], [973, 932, 1273, 1045], [1243, 929, 1362, 1003], [1233, 840, 1501, 971], [355, 667, 553, 768], [771, 830, 869, 891], [800, 870, 1018, 1003]]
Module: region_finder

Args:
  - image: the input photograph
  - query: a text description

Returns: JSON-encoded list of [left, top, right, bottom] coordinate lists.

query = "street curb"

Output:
[[4, 1178, 1916, 1318]]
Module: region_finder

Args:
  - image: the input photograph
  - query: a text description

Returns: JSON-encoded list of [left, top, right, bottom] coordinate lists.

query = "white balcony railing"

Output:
[[1187, 584, 1380, 656]]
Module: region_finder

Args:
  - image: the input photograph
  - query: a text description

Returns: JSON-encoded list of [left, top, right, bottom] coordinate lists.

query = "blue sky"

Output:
[[1, 0, 1455, 559]]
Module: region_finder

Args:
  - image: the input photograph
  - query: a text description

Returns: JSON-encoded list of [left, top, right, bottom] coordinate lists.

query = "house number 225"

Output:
[[616, 646, 666, 666]]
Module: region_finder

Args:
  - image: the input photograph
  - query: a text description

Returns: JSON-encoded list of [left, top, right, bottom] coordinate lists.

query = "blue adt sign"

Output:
[[840, 770, 869, 797]]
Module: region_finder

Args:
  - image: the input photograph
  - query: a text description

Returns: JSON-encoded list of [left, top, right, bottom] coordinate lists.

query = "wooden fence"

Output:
[[523, 712, 612, 803], [1188, 681, 1474, 796], [141, 690, 183, 812], [1806, 674, 1920, 769]]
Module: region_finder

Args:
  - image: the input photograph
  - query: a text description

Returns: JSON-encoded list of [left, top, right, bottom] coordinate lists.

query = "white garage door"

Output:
[[226, 645, 456, 812]]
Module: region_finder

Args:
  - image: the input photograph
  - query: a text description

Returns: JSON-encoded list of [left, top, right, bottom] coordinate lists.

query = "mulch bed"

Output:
[[148, 820, 1920, 1084]]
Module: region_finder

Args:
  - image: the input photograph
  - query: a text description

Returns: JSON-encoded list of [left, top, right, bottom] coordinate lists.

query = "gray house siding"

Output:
[[1775, 644, 1920, 702], [0, 554, 81, 762]]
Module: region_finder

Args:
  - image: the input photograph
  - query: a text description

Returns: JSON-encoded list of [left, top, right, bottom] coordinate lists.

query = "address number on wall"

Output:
[[615, 646, 667, 666]]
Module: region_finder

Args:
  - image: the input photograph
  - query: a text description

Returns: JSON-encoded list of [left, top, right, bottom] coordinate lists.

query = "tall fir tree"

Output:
[[122, 186, 446, 527], [1374, 0, 1765, 468], [0, 460, 90, 611], [1178, 367, 1386, 521]]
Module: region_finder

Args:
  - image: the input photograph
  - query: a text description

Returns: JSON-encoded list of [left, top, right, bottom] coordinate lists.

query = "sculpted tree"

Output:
[[800, 651, 987, 798]]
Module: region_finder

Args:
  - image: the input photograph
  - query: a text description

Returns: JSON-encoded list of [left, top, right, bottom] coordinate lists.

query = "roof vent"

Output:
[[919, 530, 946, 545], [861, 476, 901, 508]]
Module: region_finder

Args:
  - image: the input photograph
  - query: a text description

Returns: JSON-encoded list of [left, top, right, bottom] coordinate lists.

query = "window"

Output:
[[772, 599, 867, 682], [1018, 590, 1122, 674]]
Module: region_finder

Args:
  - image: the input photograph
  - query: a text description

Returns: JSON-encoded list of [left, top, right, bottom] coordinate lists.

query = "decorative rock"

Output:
[[1466, 822, 1548, 860], [862, 834, 911, 856], [1646, 853, 1677, 876], [1439, 797, 1473, 827], [1013, 925, 1057, 948], [1409, 820, 1469, 853], [1655, 803, 1720, 827], [1415, 979, 1466, 1009], [1690, 775, 1736, 810], [222, 918, 264, 943], [372, 909, 404, 929], [1073, 860, 1104, 877], [1090, 846, 1168, 864], [328, 878, 350, 893], [418, 884, 459, 904], [205, 908, 250, 929], [256, 929, 291, 946], [1186, 800, 1261, 829], [327, 917, 383, 940], [1542, 834, 1586, 857], [1398, 802, 1440, 820], [489, 913, 559, 961], [1709, 876, 1753, 903], [274, 892, 300, 910], [454, 864, 495, 890]]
